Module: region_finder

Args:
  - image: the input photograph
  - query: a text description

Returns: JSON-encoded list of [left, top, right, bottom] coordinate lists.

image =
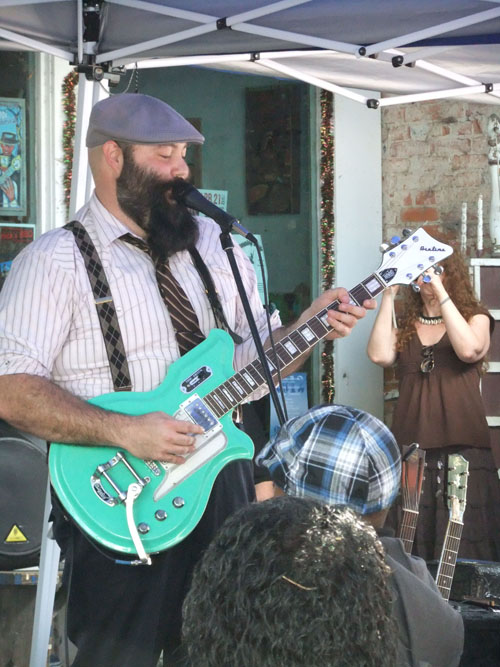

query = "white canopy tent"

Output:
[[1, 0, 500, 105], [2, 0, 500, 209]]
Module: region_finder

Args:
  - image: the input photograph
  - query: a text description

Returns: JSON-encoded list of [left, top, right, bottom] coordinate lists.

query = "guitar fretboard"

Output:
[[436, 520, 463, 601], [203, 274, 385, 419], [398, 509, 419, 554]]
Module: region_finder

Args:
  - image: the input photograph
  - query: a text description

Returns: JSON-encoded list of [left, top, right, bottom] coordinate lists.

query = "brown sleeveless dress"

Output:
[[390, 330, 500, 562]]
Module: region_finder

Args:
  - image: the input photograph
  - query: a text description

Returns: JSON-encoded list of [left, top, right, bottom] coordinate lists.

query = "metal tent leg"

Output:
[[29, 480, 61, 667]]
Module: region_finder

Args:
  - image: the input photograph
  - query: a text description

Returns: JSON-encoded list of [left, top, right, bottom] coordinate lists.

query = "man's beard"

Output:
[[116, 147, 198, 261]]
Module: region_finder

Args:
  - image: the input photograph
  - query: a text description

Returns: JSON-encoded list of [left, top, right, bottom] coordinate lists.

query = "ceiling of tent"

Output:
[[1, 0, 500, 106]]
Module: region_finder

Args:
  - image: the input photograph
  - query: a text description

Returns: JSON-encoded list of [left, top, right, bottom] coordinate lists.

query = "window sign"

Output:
[[0, 222, 34, 288], [269, 372, 308, 440], [197, 189, 228, 212], [0, 98, 26, 216]]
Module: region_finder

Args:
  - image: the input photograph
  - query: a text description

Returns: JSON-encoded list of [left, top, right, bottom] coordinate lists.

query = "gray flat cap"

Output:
[[86, 93, 204, 148]]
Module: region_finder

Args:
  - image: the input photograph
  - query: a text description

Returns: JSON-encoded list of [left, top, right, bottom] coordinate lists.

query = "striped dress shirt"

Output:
[[0, 193, 281, 400]]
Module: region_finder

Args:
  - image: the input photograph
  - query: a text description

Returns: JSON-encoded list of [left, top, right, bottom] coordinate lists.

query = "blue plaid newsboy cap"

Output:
[[86, 93, 205, 148], [257, 404, 401, 515]]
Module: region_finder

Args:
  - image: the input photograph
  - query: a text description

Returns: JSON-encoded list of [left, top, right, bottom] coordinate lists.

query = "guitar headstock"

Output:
[[401, 443, 426, 512], [447, 454, 469, 523], [375, 228, 453, 290]]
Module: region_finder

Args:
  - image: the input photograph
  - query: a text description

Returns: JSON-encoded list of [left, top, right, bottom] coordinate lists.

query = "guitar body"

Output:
[[49, 330, 253, 555]]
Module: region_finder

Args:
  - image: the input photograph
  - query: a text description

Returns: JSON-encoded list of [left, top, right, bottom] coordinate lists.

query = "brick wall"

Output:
[[380, 99, 500, 424]]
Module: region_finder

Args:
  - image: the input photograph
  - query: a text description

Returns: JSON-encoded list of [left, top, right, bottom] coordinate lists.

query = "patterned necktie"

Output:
[[121, 233, 205, 355]]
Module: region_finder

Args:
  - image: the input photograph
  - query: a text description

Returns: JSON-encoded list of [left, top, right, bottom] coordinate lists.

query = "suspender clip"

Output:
[[95, 296, 113, 305]]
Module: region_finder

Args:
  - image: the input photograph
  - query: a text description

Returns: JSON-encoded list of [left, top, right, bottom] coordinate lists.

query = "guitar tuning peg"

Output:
[[390, 235, 401, 246], [433, 265, 444, 275], [402, 228, 413, 238], [411, 282, 421, 293], [380, 242, 390, 253]]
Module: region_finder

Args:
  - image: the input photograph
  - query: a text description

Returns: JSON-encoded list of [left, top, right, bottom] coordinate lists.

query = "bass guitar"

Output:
[[435, 454, 469, 600], [397, 443, 425, 554], [49, 228, 453, 562]]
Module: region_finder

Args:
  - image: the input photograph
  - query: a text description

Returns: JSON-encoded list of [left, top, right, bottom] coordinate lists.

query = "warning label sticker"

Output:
[[4, 525, 28, 543]]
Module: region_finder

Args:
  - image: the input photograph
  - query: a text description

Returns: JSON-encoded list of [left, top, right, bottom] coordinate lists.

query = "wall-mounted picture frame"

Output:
[[245, 86, 301, 215], [0, 97, 26, 217]]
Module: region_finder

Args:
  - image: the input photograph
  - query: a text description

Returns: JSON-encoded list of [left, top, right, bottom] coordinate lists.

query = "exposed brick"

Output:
[[401, 207, 439, 223], [415, 190, 436, 205], [409, 123, 431, 141], [403, 193, 412, 206], [451, 154, 486, 171], [389, 140, 431, 158], [431, 138, 471, 156]]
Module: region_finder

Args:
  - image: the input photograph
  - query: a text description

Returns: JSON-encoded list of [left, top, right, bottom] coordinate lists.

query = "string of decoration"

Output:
[[62, 71, 78, 214], [320, 90, 335, 403]]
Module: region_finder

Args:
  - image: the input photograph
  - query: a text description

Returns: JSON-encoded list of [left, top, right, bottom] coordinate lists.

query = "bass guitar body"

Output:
[[49, 330, 253, 556]]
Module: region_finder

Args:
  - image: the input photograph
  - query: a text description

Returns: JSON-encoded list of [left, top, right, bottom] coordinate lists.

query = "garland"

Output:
[[62, 71, 78, 214], [320, 90, 335, 403]]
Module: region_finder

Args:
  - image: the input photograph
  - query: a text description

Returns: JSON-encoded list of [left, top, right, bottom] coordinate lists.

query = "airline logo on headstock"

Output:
[[420, 245, 447, 252], [379, 268, 397, 283]]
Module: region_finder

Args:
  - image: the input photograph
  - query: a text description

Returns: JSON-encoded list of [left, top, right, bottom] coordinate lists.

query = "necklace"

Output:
[[418, 314, 443, 325]]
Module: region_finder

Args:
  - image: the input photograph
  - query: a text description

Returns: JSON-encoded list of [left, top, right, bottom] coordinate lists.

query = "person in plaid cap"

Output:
[[257, 404, 464, 667]]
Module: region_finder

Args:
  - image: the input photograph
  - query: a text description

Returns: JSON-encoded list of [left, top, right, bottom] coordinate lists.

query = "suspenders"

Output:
[[65, 221, 132, 391], [65, 220, 241, 391]]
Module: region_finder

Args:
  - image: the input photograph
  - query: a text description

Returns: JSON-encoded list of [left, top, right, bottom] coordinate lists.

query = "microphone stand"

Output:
[[217, 223, 287, 427]]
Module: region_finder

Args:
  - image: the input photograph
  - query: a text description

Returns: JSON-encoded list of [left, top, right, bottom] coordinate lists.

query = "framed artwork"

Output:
[[245, 86, 301, 215], [0, 98, 26, 216]]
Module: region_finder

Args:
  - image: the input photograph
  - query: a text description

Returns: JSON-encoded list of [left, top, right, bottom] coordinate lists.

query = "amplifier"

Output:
[[428, 559, 500, 602], [0, 420, 47, 570]]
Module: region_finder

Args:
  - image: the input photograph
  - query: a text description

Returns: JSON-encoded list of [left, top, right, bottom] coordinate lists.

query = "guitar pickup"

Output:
[[181, 395, 218, 431], [152, 395, 226, 501]]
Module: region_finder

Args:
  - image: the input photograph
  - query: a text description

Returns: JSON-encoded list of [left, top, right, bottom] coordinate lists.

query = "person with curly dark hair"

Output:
[[183, 496, 398, 667], [367, 235, 499, 562], [256, 404, 464, 667]]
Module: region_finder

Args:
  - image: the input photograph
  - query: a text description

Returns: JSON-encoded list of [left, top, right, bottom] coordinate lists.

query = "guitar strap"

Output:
[[65, 220, 242, 391]]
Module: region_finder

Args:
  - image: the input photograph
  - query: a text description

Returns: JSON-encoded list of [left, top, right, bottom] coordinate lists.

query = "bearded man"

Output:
[[0, 93, 375, 667]]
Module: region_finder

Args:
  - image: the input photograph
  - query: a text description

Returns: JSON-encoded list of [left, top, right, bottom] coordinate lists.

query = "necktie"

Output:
[[121, 233, 205, 355]]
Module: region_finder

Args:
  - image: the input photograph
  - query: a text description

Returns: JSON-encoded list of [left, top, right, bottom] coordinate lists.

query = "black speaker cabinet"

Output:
[[0, 420, 47, 570]]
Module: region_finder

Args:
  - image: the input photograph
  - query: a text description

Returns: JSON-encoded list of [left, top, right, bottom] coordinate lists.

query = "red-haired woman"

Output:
[[367, 241, 499, 562]]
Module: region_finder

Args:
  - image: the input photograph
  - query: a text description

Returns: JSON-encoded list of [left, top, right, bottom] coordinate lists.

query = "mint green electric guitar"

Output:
[[49, 228, 453, 562]]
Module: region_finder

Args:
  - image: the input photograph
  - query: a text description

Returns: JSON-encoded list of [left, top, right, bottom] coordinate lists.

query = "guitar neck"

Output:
[[398, 509, 419, 554], [203, 273, 386, 419], [436, 519, 463, 601]]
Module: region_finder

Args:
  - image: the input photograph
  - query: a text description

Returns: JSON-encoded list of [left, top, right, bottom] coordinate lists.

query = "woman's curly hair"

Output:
[[396, 233, 488, 353], [183, 496, 398, 667]]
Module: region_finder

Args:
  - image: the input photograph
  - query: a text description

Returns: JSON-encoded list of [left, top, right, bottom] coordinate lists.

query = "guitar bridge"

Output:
[[91, 451, 148, 507]]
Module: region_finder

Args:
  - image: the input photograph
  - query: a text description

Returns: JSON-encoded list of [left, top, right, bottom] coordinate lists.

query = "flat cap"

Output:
[[257, 404, 401, 515], [86, 93, 204, 148]]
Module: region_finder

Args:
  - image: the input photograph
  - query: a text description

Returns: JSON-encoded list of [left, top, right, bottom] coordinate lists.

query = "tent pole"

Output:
[[363, 6, 500, 57], [69, 77, 108, 219]]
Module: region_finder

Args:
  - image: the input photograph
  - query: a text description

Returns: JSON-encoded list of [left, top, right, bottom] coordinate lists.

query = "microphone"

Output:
[[171, 181, 257, 244]]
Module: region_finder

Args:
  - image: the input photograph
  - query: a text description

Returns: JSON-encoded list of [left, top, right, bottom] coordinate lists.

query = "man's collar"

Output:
[[88, 192, 144, 247]]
